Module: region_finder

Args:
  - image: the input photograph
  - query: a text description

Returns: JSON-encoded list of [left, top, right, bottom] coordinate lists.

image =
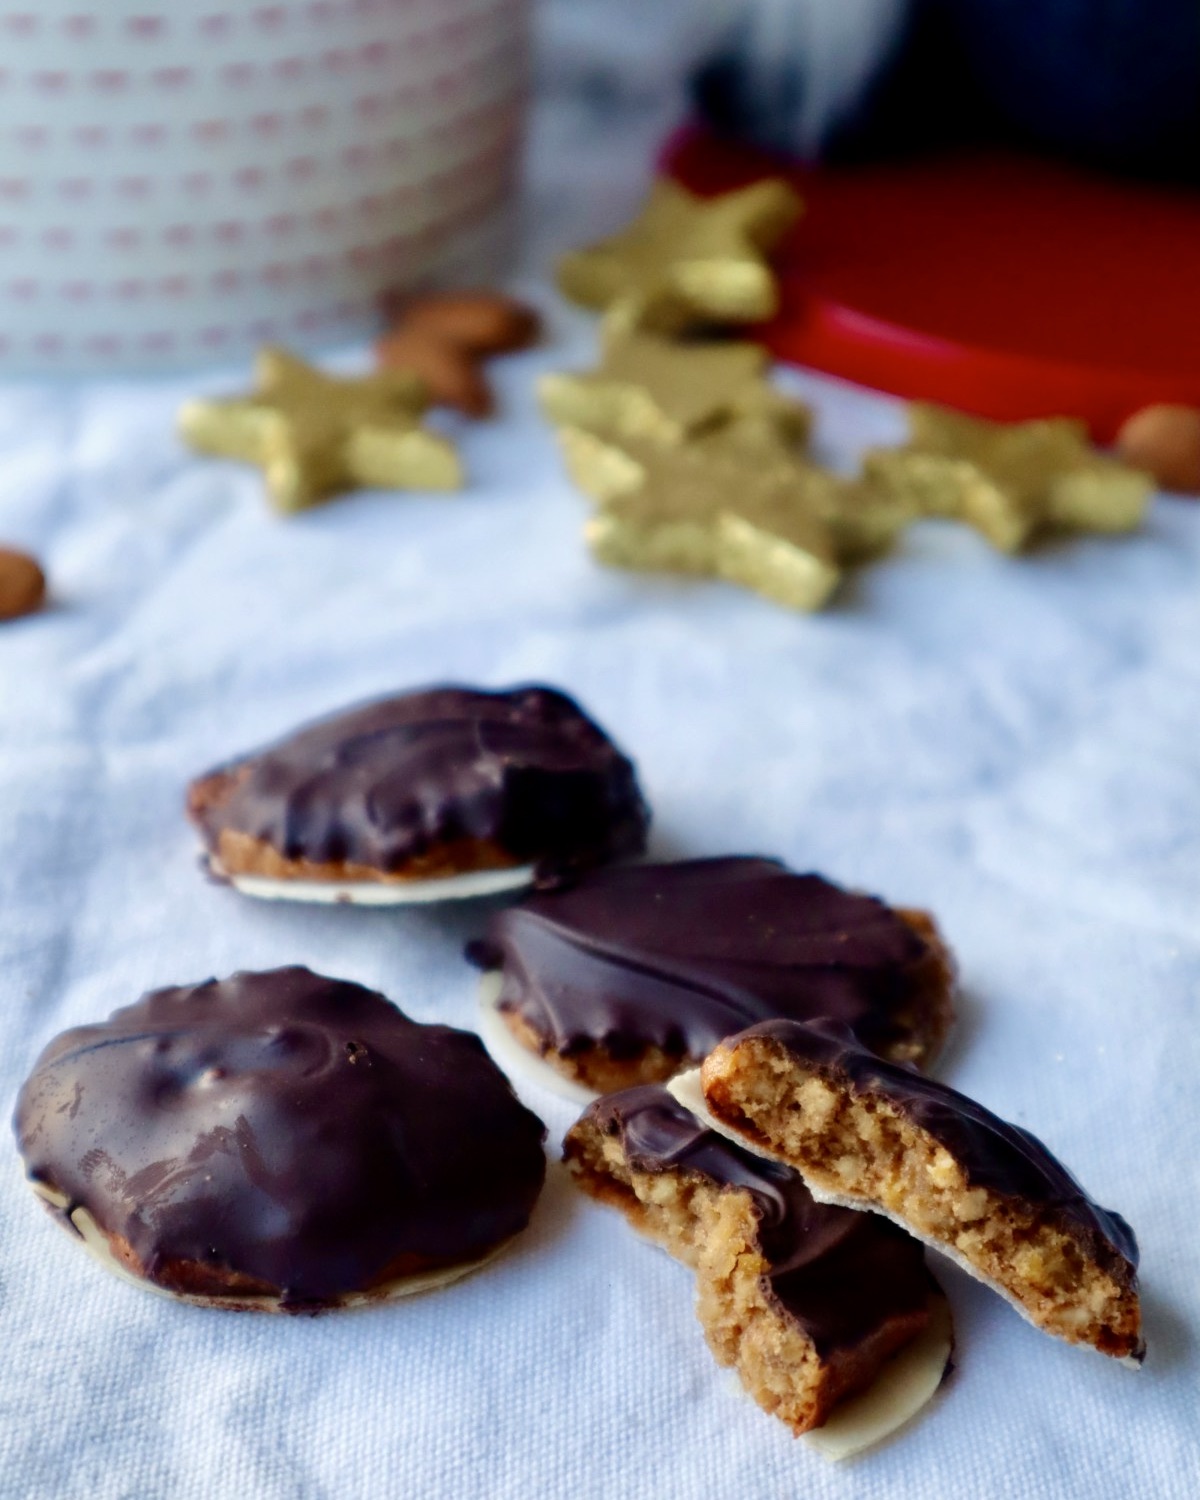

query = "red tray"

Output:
[[664, 130, 1200, 442]]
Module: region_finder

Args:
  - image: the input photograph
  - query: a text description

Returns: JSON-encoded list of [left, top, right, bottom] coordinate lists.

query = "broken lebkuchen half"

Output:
[[700, 1019, 1143, 1361], [565, 1084, 950, 1437]]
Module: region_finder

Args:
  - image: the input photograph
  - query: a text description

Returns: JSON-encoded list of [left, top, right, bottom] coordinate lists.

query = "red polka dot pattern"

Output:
[[0, 0, 529, 370]]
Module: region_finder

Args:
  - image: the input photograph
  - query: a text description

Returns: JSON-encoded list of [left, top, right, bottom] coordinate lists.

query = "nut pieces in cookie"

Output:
[[564, 1085, 951, 1445], [700, 1019, 1144, 1362]]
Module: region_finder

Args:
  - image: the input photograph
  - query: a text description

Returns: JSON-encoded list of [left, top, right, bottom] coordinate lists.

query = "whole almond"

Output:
[[1115, 404, 1200, 494], [0, 547, 46, 621], [393, 291, 540, 355], [375, 328, 494, 417]]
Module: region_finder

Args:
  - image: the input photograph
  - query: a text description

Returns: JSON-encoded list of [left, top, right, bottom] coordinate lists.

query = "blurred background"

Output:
[[1, 0, 1197, 373], [536, 0, 1200, 178]]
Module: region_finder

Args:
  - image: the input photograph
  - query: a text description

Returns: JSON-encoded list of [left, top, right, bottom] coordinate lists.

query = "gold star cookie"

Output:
[[865, 404, 1151, 552], [538, 330, 811, 452], [561, 428, 841, 612], [179, 348, 463, 513], [556, 179, 802, 334], [561, 427, 906, 567]]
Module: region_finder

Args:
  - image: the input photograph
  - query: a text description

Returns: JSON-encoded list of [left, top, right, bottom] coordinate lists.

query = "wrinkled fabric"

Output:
[[1, 89, 1197, 1500]]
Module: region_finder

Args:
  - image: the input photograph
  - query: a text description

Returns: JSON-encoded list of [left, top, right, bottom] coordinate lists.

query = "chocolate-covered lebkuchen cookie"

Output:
[[700, 1019, 1143, 1362], [187, 684, 650, 904], [468, 857, 955, 1093], [13, 967, 547, 1310], [565, 1085, 951, 1439]]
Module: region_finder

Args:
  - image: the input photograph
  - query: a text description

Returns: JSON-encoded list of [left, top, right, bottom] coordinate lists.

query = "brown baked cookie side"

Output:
[[191, 763, 523, 887], [887, 908, 958, 1067], [469, 859, 957, 1095], [700, 1021, 1143, 1362], [187, 685, 650, 892], [497, 1005, 686, 1094], [565, 1086, 943, 1434], [497, 909, 955, 1095]]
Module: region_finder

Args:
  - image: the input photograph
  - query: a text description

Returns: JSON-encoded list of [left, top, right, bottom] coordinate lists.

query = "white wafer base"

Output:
[[797, 1179, 1141, 1367], [213, 858, 535, 907], [666, 1068, 780, 1162], [476, 973, 599, 1107], [29, 1180, 504, 1312], [803, 1294, 953, 1460]]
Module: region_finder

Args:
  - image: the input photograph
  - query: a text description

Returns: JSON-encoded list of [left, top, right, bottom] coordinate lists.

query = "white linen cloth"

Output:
[[1, 89, 1198, 1500]]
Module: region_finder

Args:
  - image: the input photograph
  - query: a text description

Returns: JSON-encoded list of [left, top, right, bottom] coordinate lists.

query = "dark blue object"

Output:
[[951, 0, 1200, 176], [692, 0, 1200, 181]]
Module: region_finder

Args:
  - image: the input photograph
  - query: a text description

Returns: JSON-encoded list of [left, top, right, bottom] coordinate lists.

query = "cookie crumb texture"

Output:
[[500, 1004, 684, 1095], [188, 685, 649, 890], [703, 1026, 1142, 1361], [14, 967, 547, 1310], [565, 1088, 938, 1435]]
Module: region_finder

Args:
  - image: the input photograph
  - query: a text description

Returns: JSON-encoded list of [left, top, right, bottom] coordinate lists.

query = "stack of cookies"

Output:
[[542, 181, 1155, 609], [469, 841, 1142, 1454], [13, 683, 1141, 1465]]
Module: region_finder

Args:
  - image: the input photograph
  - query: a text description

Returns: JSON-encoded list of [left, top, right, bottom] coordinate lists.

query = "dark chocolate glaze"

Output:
[[732, 1019, 1139, 1277], [467, 857, 943, 1065], [575, 1086, 937, 1358], [189, 685, 650, 881], [13, 967, 547, 1308]]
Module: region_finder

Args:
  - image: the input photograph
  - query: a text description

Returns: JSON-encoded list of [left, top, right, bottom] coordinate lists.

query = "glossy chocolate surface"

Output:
[[468, 857, 941, 1064], [189, 685, 649, 880], [575, 1085, 935, 1356], [14, 967, 547, 1307], [733, 1019, 1139, 1275]]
